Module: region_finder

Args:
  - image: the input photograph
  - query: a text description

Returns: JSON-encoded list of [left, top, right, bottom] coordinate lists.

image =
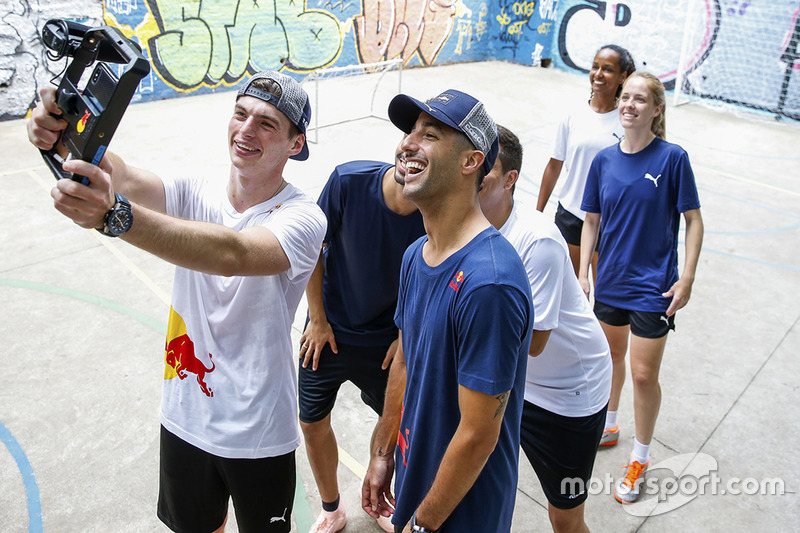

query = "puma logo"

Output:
[[270, 508, 288, 523], [645, 173, 662, 187], [660, 315, 669, 325]]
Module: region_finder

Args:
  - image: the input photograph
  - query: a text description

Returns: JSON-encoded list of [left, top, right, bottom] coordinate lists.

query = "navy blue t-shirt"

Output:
[[582, 137, 701, 312], [393, 227, 533, 532], [318, 161, 425, 346]]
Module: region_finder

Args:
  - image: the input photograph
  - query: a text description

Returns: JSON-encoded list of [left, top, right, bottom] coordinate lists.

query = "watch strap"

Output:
[[410, 511, 439, 533]]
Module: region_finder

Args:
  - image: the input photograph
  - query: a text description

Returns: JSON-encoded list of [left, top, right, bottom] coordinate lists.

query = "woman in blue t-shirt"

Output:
[[579, 72, 704, 505]]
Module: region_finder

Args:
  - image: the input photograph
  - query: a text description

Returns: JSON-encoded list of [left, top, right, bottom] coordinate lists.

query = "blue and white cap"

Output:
[[388, 89, 499, 174], [237, 70, 312, 161]]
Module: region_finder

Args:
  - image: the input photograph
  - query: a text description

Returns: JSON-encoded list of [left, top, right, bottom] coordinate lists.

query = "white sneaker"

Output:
[[376, 513, 394, 532], [309, 506, 347, 533]]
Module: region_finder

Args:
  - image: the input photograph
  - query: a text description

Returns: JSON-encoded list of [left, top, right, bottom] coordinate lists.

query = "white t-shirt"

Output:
[[498, 201, 611, 417], [160, 175, 326, 458], [551, 102, 624, 220]]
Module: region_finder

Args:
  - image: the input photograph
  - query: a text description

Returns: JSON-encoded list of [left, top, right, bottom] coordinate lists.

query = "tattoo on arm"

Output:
[[494, 392, 509, 419]]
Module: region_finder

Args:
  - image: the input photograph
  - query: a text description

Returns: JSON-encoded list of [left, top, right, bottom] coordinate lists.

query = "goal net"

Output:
[[301, 59, 403, 143], [674, 0, 800, 122]]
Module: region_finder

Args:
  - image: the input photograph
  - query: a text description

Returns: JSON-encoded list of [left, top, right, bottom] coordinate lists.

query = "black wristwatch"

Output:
[[410, 511, 439, 533], [97, 192, 133, 237]]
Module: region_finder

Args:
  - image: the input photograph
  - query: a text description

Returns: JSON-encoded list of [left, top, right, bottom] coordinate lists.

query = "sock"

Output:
[[605, 410, 618, 430], [321, 495, 340, 512], [631, 438, 650, 465]]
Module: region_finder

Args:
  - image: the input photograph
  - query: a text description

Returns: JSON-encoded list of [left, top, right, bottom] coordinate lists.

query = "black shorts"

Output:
[[520, 401, 607, 509], [594, 299, 675, 339], [298, 341, 390, 423], [554, 203, 598, 250], [158, 426, 295, 533]]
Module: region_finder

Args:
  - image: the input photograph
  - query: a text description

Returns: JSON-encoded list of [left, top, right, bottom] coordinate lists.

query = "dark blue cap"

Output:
[[388, 89, 499, 174]]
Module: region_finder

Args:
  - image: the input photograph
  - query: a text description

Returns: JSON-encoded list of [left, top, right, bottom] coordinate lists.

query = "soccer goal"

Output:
[[674, 0, 800, 122], [301, 58, 403, 144]]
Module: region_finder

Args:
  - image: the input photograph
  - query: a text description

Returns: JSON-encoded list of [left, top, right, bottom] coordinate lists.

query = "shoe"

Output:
[[599, 425, 619, 447], [614, 460, 649, 504], [376, 514, 394, 532], [309, 506, 347, 533]]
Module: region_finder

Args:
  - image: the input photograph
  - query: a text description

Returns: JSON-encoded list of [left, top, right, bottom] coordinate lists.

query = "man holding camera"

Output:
[[27, 71, 326, 533]]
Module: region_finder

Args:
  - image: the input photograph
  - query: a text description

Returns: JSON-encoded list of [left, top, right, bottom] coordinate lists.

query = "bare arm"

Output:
[[381, 336, 400, 370], [409, 385, 509, 531], [299, 251, 338, 369], [54, 158, 292, 277], [362, 334, 406, 519], [529, 329, 552, 357], [579, 212, 601, 298], [536, 158, 564, 212], [663, 208, 704, 316], [103, 151, 167, 213]]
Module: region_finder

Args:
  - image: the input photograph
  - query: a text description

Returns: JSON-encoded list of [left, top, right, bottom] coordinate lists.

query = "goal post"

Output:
[[301, 58, 404, 144], [674, 0, 800, 122]]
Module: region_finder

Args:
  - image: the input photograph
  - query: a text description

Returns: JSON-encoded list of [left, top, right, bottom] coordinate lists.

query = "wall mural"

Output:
[[0, 0, 796, 121]]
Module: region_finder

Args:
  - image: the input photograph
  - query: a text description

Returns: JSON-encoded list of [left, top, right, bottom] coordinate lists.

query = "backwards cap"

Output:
[[237, 71, 312, 161], [388, 89, 499, 174]]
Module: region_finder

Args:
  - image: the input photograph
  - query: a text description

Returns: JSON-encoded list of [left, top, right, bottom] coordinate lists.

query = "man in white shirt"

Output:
[[479, 125, 612, 533], [27, 71, 327, 532]]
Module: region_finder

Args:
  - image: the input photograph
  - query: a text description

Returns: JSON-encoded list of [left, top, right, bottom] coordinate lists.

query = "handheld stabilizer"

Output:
[[40, 19, 150, 184]]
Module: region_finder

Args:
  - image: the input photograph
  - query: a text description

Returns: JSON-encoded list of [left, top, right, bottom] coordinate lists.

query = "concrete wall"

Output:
[[2, 0, 798, 121]]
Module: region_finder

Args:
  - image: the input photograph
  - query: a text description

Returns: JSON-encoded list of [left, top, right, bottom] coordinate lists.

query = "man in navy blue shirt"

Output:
[[299, 141, 425, 533], [362, 90, 533, 533]]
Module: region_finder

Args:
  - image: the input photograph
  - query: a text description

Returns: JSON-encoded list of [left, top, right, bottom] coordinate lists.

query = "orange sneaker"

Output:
[[599, 425, 619, 447], [614, 460, 649, 504]]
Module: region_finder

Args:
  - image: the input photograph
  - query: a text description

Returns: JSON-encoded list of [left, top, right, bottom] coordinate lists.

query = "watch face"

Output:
[[108, 209, 133, 235]]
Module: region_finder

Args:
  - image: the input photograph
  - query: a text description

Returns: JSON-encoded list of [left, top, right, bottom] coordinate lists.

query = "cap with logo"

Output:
[[388, 90, 499, 174], [237, 70, 312, 161]]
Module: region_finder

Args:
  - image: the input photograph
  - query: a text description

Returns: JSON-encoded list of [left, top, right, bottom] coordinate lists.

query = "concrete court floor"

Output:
[[1, 60, 799, 532]]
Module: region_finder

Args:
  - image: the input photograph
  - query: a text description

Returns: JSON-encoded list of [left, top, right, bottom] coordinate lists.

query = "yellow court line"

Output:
[[25, 169, 172, 306], [338, 444, 368, 480]]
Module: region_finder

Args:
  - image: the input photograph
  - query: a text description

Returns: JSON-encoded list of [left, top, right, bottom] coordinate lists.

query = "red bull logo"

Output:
[[164, 307, 215, 397], [165, 334, 215, 397], [448, 270, 464, 292], [398, 427, 410, 466], [76, 109, 90, 134]]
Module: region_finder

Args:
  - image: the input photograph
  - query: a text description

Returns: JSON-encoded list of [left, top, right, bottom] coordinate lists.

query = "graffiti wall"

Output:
[[1, 0, 797, 121], [0, 0, 555, 121]]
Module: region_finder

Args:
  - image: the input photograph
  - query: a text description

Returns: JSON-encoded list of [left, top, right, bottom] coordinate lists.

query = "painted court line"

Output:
[[25, 169, 172, 307], [0, 422, 43, 533]]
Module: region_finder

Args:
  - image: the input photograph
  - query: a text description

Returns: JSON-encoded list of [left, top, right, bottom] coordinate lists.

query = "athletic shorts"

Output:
[[298, 341, 390, 423], [157, 426, 295, 533], [594, 299, 675, 339], [554, 203, 598, 249], [519, 401, 607, 509]]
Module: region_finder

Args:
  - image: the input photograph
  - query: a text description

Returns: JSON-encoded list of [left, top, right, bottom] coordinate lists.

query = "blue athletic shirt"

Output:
[[393, 227, 533, 532], [318, 161, 425, 346], [581, 137, 701, 312]]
